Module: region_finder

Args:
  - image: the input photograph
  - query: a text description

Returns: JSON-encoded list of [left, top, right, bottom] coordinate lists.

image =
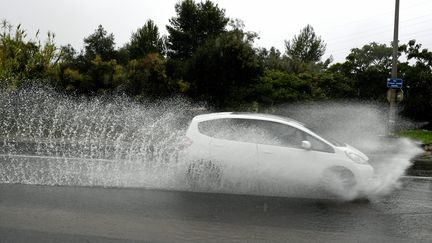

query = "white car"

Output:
[[180, 112, 374, 198]]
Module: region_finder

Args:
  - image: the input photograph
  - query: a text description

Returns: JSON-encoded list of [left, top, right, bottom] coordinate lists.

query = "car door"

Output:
[[255, 121, 331, 187], [207, 118, 259, 182]]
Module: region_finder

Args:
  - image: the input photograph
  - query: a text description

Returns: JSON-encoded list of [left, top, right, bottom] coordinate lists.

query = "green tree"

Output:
[[83, 25, 116, 63], [184, 27, 262, 107], [311, 72, 356, 99], [251, 69, 355, 106], [84, 55, 125, 93], [258, 47, 289, 71], [125, 53, 173, 98], [67, 25, 121, 93], [61, 67, 85, 91], [285, 25, 328, 73], [126, 19, 165, 59], [252, 70, 318, 105], [399, 40, 432, 124], [402, 40, 432, 66], [166, 0, 229, 60], [59, 44, 77, 65], [345, 42, 393, 73], [329, 42, 394, 99], [0, 20, 61, 88]]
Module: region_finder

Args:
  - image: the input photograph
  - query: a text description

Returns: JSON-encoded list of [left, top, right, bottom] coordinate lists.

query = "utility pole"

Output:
[[388, 0, 400, 135]]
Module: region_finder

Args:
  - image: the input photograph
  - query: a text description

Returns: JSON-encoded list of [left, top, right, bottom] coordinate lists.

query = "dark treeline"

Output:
[[0, 0, 431, 124]]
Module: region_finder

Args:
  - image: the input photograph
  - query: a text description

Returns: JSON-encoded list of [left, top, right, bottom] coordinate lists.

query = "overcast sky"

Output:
[[1, 0, 432, 63]]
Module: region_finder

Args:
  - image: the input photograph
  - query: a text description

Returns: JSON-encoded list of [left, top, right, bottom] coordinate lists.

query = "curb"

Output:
[[408, 157, 432, 177], [403, 175, 432, 180]]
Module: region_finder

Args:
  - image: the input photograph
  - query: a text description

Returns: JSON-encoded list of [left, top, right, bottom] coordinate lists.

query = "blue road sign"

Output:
[[387, 78, 403, 88]]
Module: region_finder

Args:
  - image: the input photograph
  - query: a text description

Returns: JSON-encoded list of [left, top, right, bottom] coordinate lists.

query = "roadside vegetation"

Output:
[[399, 130, 432, 144], [1, 0, 431, 129]]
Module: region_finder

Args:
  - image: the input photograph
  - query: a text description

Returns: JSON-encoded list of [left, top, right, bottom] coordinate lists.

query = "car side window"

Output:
[[198, 118, 334, 152], [198, 118, 276, 143], [251, 120, 305, 148], [233, 119, 281, 144], [242, 120, 334, 153]]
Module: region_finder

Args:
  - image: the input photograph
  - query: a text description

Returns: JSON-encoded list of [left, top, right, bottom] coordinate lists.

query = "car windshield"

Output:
[[325, 137, 346, 147], [303, 126, 346, 147]]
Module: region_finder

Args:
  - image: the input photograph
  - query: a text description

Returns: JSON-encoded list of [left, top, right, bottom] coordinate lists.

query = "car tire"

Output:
[[320, 167, 357, 200], [186, 160, 222, 190]]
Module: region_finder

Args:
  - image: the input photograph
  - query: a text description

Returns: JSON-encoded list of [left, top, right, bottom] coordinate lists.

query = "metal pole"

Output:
[[388, 0, 400, 135]]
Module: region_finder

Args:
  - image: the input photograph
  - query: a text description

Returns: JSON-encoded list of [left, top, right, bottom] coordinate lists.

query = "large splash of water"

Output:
[[0, 88, 423, 200], [275, 102, 424, 199], [0, 87, 203, 188]]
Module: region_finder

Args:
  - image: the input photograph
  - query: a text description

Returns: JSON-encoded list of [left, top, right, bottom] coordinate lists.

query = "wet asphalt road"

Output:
[[0, 178, 431, 243]]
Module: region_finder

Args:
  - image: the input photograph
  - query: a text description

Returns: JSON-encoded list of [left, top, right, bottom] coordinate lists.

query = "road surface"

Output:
[[0, 178, 431, 242]]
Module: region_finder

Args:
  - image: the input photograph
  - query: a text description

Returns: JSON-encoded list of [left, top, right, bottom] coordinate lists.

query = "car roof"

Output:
[[192, 112, 305, 127]]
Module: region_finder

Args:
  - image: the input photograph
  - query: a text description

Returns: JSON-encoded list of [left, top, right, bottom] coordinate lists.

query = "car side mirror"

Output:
[[301, 140, 311, 150]]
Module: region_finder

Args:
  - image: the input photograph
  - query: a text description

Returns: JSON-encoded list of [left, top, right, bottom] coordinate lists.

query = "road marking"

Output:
[[402, 176, 432, 180], [0, 153, 117, 163]]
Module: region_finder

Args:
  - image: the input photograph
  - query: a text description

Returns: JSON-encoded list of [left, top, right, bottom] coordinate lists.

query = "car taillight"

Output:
[[178, 136, 193, 150]]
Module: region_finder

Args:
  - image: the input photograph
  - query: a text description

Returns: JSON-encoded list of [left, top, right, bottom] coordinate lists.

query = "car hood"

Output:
[[340, 144, 369, 161]]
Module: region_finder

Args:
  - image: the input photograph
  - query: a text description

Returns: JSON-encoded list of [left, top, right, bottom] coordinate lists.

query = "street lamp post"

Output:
[[388, 0, 400, 135]]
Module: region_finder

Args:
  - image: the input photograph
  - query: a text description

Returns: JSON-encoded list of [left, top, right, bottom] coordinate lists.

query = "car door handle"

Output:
[[263, 151, 273, 154]]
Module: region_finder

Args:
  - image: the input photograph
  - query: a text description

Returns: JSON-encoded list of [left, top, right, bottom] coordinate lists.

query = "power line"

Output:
[[319, 0, 432, 28], [325, 15, 432, 44], [324, 0, 432, 61], [327, 38, 432, 62], [326, 34, 432, 54]]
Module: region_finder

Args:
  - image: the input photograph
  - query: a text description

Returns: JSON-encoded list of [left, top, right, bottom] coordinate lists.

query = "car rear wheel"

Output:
[[321, 167, 357, 200], [186, 160, 222, 190]]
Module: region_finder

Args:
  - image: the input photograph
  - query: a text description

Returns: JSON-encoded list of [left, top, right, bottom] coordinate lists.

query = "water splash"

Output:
[[0, 87, 202, 188], [276, 101, 424, 200], [0, 88, 423, 200]]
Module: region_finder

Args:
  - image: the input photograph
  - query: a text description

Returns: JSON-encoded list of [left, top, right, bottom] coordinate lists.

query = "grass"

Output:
[[398, 129, 432, 144]]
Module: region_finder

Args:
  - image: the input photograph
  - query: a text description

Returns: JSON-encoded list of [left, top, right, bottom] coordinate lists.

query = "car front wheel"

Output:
[[320, 166, 358, 200]]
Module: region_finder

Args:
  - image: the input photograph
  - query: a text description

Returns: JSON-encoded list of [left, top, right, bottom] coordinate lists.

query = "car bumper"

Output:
[[355, 164, 375, 188]]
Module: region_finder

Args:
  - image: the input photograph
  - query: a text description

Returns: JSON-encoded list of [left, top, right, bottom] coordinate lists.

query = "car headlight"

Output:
[[345, 151, 368, 164]]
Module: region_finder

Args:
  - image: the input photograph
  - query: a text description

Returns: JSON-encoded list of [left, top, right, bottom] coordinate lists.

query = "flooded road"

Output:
[[0, 178, 431, 242], [0, 88, 430, 242]]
